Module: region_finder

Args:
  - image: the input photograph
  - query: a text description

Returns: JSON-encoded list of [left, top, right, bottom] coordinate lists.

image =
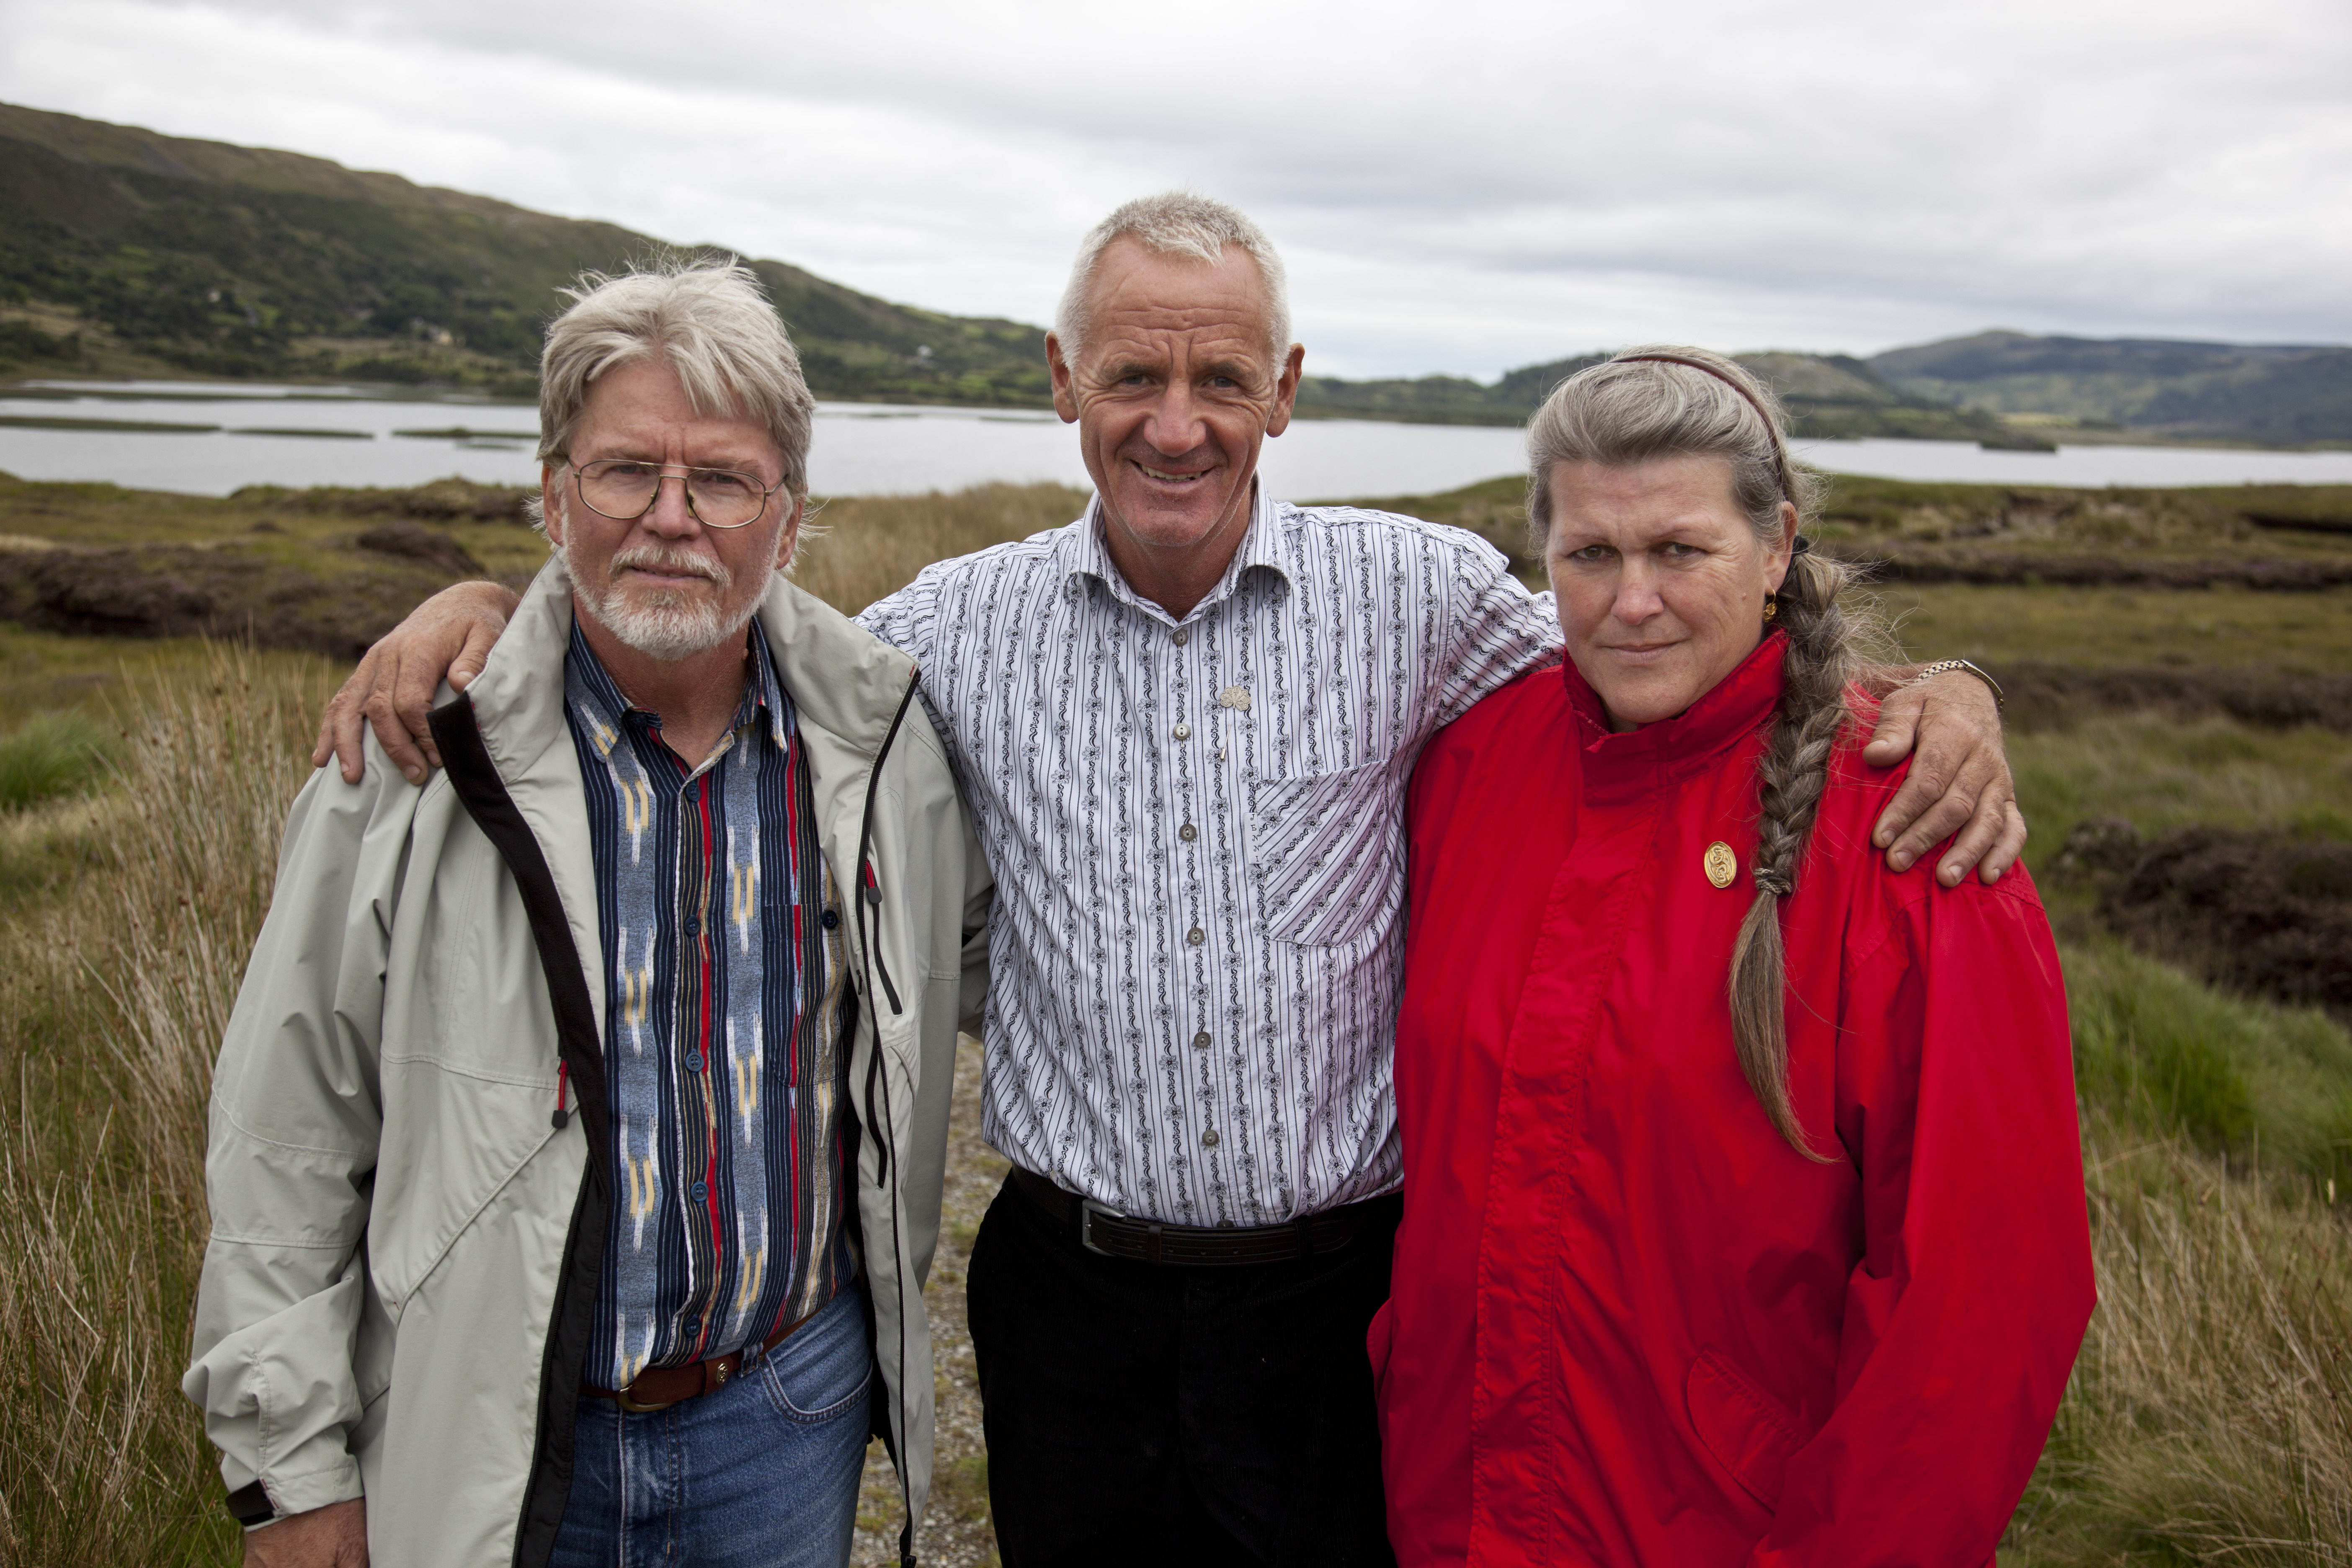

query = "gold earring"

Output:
[[1763, 600, 1779, 622]]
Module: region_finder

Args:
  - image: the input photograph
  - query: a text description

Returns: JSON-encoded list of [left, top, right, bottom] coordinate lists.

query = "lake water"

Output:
[[6, 379, 2352, 500]]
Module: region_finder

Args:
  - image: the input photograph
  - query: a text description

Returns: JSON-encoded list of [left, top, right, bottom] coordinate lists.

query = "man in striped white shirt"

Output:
[[320, 194, 2021, 1567]]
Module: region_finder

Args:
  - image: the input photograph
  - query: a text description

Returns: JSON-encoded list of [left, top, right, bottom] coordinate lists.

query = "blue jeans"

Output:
[[551, 1281, 874, 1568]]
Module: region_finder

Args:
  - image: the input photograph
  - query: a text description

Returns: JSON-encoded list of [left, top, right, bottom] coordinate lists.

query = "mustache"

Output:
[[607, 544, 730, 588]]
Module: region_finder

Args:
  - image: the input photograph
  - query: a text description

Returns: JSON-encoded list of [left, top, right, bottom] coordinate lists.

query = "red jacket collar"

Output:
[[1563, 631, 1786, 789]]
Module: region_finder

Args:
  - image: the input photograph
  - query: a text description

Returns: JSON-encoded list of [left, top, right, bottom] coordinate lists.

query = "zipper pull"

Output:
[[861, 861, 904, 1015], [552, 1060, 571, 1130]]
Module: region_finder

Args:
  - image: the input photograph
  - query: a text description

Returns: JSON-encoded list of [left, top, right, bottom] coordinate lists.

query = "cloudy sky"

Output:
[[3, 0, 2347, 379]]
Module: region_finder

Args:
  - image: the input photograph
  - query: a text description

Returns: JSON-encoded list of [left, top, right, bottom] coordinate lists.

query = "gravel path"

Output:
[[853, 1036, 1006, 1567]]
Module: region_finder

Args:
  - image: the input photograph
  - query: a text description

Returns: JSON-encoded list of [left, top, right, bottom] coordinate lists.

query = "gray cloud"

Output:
[[3, 0, 2345, 377]]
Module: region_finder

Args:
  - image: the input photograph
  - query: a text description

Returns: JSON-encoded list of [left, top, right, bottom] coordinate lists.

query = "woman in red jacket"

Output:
[[1375, 348, 2093, 1567]]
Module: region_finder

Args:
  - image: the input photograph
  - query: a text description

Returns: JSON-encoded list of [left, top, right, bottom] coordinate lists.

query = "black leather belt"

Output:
[[1010, 1166, 1398, 1267]]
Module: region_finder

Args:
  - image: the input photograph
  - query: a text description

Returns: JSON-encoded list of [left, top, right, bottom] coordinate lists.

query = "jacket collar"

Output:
[[563, 616, 792, 762], [1563, 630, 1786, 788], [445, 557, 921, 1040], [1052, 482, 1291, 624]]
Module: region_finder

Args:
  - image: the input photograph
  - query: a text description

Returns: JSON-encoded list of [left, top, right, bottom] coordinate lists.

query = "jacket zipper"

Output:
[[428, 694, 614, 1568], [855, 670, 922, 1568]]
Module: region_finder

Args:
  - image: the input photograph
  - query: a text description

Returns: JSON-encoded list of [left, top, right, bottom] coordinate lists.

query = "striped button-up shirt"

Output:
[[564, 622, 849, 1389], [859, 487, 1559, 1226]]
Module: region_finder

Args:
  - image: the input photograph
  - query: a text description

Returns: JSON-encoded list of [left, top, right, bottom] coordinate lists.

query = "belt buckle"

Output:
[[611, 1392, 677, 1420], [1078, 1197, 1127, 1258], [613, 1385, 678, 1415]]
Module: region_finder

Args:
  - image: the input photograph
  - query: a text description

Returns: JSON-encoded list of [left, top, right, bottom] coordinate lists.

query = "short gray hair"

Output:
[[1052, 192, 1292, 371], [535, 259, 816, 499]]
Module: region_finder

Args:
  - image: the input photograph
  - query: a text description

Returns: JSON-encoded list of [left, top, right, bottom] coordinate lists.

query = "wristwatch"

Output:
[[226, 1480, 277, 1527], [1909, 658, 2004, 710]]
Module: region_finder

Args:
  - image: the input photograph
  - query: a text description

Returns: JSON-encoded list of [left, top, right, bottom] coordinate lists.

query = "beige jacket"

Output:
[[183, 560, 990, 1567]]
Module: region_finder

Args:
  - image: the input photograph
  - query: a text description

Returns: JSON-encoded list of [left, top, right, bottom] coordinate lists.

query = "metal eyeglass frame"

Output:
[[569, 458, 786, 530]]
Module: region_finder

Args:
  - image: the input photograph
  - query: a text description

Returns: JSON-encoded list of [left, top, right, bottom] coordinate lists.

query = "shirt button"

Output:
[[1173, 722, 1191, 741], [1193, 1031, 1211, 1050], [1202, 1129, 1219, 1148], [1173, 628, 1189, 646], [820, 908, 840, 930], [1187, 927, 1204, 946], [684, 916, 702, 937], [687, 1052, 705, 1073], [1179, 823, 1197, 842], [690, 1181, 709, 1203]]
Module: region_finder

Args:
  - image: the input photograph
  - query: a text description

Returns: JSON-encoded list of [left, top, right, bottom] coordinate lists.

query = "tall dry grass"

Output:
[[2009, 1122, 2352, 1564], [0, 646, 335, 1566]]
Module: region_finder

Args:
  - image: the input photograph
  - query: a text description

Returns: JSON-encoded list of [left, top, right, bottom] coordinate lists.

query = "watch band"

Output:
[[1910, 658, 2005, 710], [225, 1480, 276, 1527]]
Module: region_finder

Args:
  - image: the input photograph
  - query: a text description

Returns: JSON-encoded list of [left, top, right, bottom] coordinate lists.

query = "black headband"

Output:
[[1612, 352, 1795, 505]]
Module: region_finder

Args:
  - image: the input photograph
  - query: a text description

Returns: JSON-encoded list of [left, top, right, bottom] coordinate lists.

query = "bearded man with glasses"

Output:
[[183, 263, 990, 1568]]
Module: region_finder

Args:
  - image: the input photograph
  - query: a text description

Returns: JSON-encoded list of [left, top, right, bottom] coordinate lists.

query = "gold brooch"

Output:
[[1217, 686, 1251, 712], [1704, 842, 1738, 889]]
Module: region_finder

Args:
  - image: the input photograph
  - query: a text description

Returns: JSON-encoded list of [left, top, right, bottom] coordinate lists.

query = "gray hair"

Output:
[[1052, 192, 1293, 371], [1528, 345, 1887, 1163], [533, 259, 816, 524], [1525, 344, 1817, 547]]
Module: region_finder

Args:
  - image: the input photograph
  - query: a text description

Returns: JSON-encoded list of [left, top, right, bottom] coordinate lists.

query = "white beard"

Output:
[[563, 537, 774, 661]]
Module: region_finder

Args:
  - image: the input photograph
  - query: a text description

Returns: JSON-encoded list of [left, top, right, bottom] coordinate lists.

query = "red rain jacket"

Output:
[[1375, 636, 2092, 1567]]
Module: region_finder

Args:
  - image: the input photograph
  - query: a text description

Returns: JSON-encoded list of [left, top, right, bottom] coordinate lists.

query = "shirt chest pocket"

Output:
[[1246, 758, 1405, 948]]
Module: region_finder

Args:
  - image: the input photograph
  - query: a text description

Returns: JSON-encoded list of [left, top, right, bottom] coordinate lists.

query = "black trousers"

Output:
[[966, 1173, 1400, 1568]]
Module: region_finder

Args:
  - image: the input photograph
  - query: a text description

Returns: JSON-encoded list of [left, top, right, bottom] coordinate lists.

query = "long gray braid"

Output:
[[1528, 344, 1887, 1159], [1729, 544, 1865, 1161]]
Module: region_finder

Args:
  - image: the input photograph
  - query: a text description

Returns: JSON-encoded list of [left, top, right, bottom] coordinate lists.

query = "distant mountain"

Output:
[[1869, 331, 2352, 446], [0, 101, 1048, 405], [1296, 333, 2352, 450], [1295, 349, 2050, 449]]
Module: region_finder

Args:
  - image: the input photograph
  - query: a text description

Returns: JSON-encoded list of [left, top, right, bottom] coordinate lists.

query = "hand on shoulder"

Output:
[[313, 582, 521, 787], [1859, 666, 2025, 887]]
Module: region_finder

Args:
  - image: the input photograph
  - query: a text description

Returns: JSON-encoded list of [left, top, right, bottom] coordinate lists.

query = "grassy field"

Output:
[[0, 469, 2348, 1564], [0, 644, 335, 1565]]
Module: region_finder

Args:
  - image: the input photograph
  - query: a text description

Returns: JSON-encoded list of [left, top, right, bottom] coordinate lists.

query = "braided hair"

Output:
[[1527, 346, 1885, 1159]]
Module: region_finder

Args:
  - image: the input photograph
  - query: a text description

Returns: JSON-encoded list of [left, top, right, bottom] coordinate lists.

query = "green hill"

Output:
[[1869, 331, 2352, 447], [0, 101, 1049, 405]]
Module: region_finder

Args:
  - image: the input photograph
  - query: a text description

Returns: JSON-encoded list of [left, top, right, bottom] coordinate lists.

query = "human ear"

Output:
[[1762, 499, 1798, 593], [775, 494, 805, 568], [541, 465, 568, 546], [1263, 342, 1307, 437], [1046, 334, 1081, 424]]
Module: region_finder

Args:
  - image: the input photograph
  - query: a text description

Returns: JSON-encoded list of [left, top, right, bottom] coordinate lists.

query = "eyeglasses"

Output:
[[570, 458, 784, 529]]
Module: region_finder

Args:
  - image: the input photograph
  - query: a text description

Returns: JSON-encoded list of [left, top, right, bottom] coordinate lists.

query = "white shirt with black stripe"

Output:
[[857, 486, 1560, 1226]]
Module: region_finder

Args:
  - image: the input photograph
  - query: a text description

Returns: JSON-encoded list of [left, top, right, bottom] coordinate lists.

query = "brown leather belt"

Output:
[[583, 1305, 818, 1413], [1011, 1166, 1398, 1267]]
